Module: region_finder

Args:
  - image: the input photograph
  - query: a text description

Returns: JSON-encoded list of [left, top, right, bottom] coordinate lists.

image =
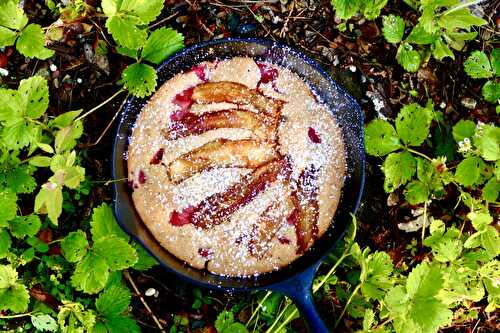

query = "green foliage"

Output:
[[382, 1, 486, 71], [0, 0, 54, 59], [464, 49, 500, 106], [101, 0, 184, 97], [215, 310, 249, 333], [331, 0, 388, 23], [0, 264, 30, 313]]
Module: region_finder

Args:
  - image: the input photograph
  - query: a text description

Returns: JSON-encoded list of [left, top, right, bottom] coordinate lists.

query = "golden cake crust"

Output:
[[127, 57, 345, 276]]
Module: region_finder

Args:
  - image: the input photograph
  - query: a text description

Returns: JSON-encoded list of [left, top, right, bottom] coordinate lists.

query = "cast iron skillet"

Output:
[[112, 37, 365, 332]]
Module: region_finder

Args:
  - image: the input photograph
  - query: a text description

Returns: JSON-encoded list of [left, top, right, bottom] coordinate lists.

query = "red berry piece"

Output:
[[138, 170, 146, 184], [198, 247, 214, 258], [307, 127, 321, 143], [191, 64, 208, 82], [169, 206, 195, 226], [150, 148, 165, 165]]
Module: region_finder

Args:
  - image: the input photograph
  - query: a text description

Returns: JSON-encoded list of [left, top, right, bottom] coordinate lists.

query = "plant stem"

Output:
[[406, 147, 432, 161], [264, 302, 291, 333], [246, 291, 272, 328], [272, 307, 298, 333], [74, 88, 126, 122], [0, 312, 32, 319], [421, 201, 428, 245], [313, 252, 350, 293], [334, 284, 362, 328]]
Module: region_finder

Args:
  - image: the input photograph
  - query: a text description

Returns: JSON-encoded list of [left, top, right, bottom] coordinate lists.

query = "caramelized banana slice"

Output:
[[169, 157, 292, 228], [167, 139, 278, 184], [165, 110, 278, 141], [192, 81, 283, 116], [287, 166, 320, 254]]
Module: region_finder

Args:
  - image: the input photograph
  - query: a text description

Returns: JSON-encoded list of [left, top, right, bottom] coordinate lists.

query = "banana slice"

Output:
[[165, 110, 278, 141], [192, 81, 284, 116], [167, 139, 278, 184]]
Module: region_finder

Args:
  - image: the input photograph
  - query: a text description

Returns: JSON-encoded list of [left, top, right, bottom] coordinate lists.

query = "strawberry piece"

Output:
[[198, 247, 214, 258], [150, 148, 165, 165], [257, 63, 279, 84], [307, 127, 321, 143], [191, 64, 208, 82], [138, 170, 146, 184], [170, 206, 196, 226], [171, 87, 195, 121]]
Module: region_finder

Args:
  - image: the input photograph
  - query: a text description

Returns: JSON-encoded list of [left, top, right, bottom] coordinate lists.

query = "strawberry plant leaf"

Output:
[[364, 119, 401, 156], [0, 229, 11, 258], [31, 314, 58, 332], [481, 80, 500, 104], [132, 242, 158, 271], [0, 89, 21, 123], [0, 0, 28, 30], [0, 264, 30, 313], [382, 151, 416, 192], [405, 180, 429, 204], [0, 187, 17, 227], [330, 0, 361, 20], [71, 251, 110, 294], [438, 8, 487, 31], [215, 310, 235, 332], [0, 26, 17, 47], [432, 38, 454, 61], [395, 103, 432, 146], [18, 76, 49, 119], [406, 23, 438, 45], [397, 43, 421, 72], [55, 121, 83, 153], [362, 0, 388, 21], [52, 110, 82, 128], [141, 27, 184, 65], [16, 24, 54, 60], [105, 15, 147, 50], [382, 14, 405, 44], [5, 165, 36, 194], [491, 48, 500, 76], [480, 226, 500, 259], [464, 51, 494, 79], [455, 156, 485, 187], [9, 214, 41, 238], [119, 0, 164, 24], [34, 182, 63, 224], [120, 63, 157, 98], [482, 177, 499, 202], [452, 119, 475, 142], [93, 235, 138, 271], [96, 284, 131, 317], [361, 251, 395, 301], [474, 124, 500, 161], [90, 204, 128, 241], [61, 230, 89, 263], [103, 315, 140, 333]]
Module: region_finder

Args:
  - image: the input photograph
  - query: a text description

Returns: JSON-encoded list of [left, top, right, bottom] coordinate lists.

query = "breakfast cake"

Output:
[[127, 57, 345, 276]]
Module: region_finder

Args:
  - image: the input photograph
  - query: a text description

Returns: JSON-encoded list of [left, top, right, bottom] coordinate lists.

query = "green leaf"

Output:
[[452, 119, 475, 142], [61, 230, 89, 263], [395, 103, 432, 146], [385, 285, 408, 315], [482, 177, 499, 202], [1, 118, 39, 150], [330, 0, 361, 20], [432, 38, 454, 61], [52, 110, 82, 128], [119, 0, 164, 24], [57, 302, 96, 332], [71, 251, 110, 294], [467, 211, 492, 231], [96, 284, 131, 317], [16, 24, 54, 60], [116, 45, 139, 59], [397, 43, 421, 72], [29, 156, 52, 167], [405, 180, 429, 204], [215, 310, 234, 332], [18, 76, 49, 119], [101, 0, 118, 17], [106, 15, 147, 50], [424, 225, 463, 262], [481, 226, 500, 259], [361, 251, 395, 301], [5, 165, 36, 194], [0, 265, 29, 313], [141, 27, 184, 64], [438, 8, 487, 31], [455, 156, 485, 187], [0, 188, 17, 226], [34, 182, 63, 224], [120, 63, 157, 98], [222, 323, 249, 333], [362, 308, 375, 331], [382, 151, 416, 192], [132, 242, 158, 271], [0, 26, 17, 47], [464, 51, 494, 79], [0, 88, 21, 123], [94, 235, 138, 271], [491, 48, 500, 76], [31, 314, 58, 332], [474, 124, 500, 161], [0, 0, 28, 30], [481, 80, 500, 104], [103, 315, 140, 333], [382, 15, 405, 44], [361, 0, 388, 21], [364, 119, 401, 156], [55, 121, 83, 153], [9, 214, 41, 238], [90, 204, 128, 241], [406, 23, 438, 45], [0, 229, 11, 258]]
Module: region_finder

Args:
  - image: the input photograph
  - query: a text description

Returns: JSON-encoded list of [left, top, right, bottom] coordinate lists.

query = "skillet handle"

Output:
[[269, 262, 329, 333]]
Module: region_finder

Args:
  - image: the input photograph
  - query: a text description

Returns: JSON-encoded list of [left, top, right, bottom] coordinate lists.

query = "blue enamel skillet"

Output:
[[111, 38, 365, 332]]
